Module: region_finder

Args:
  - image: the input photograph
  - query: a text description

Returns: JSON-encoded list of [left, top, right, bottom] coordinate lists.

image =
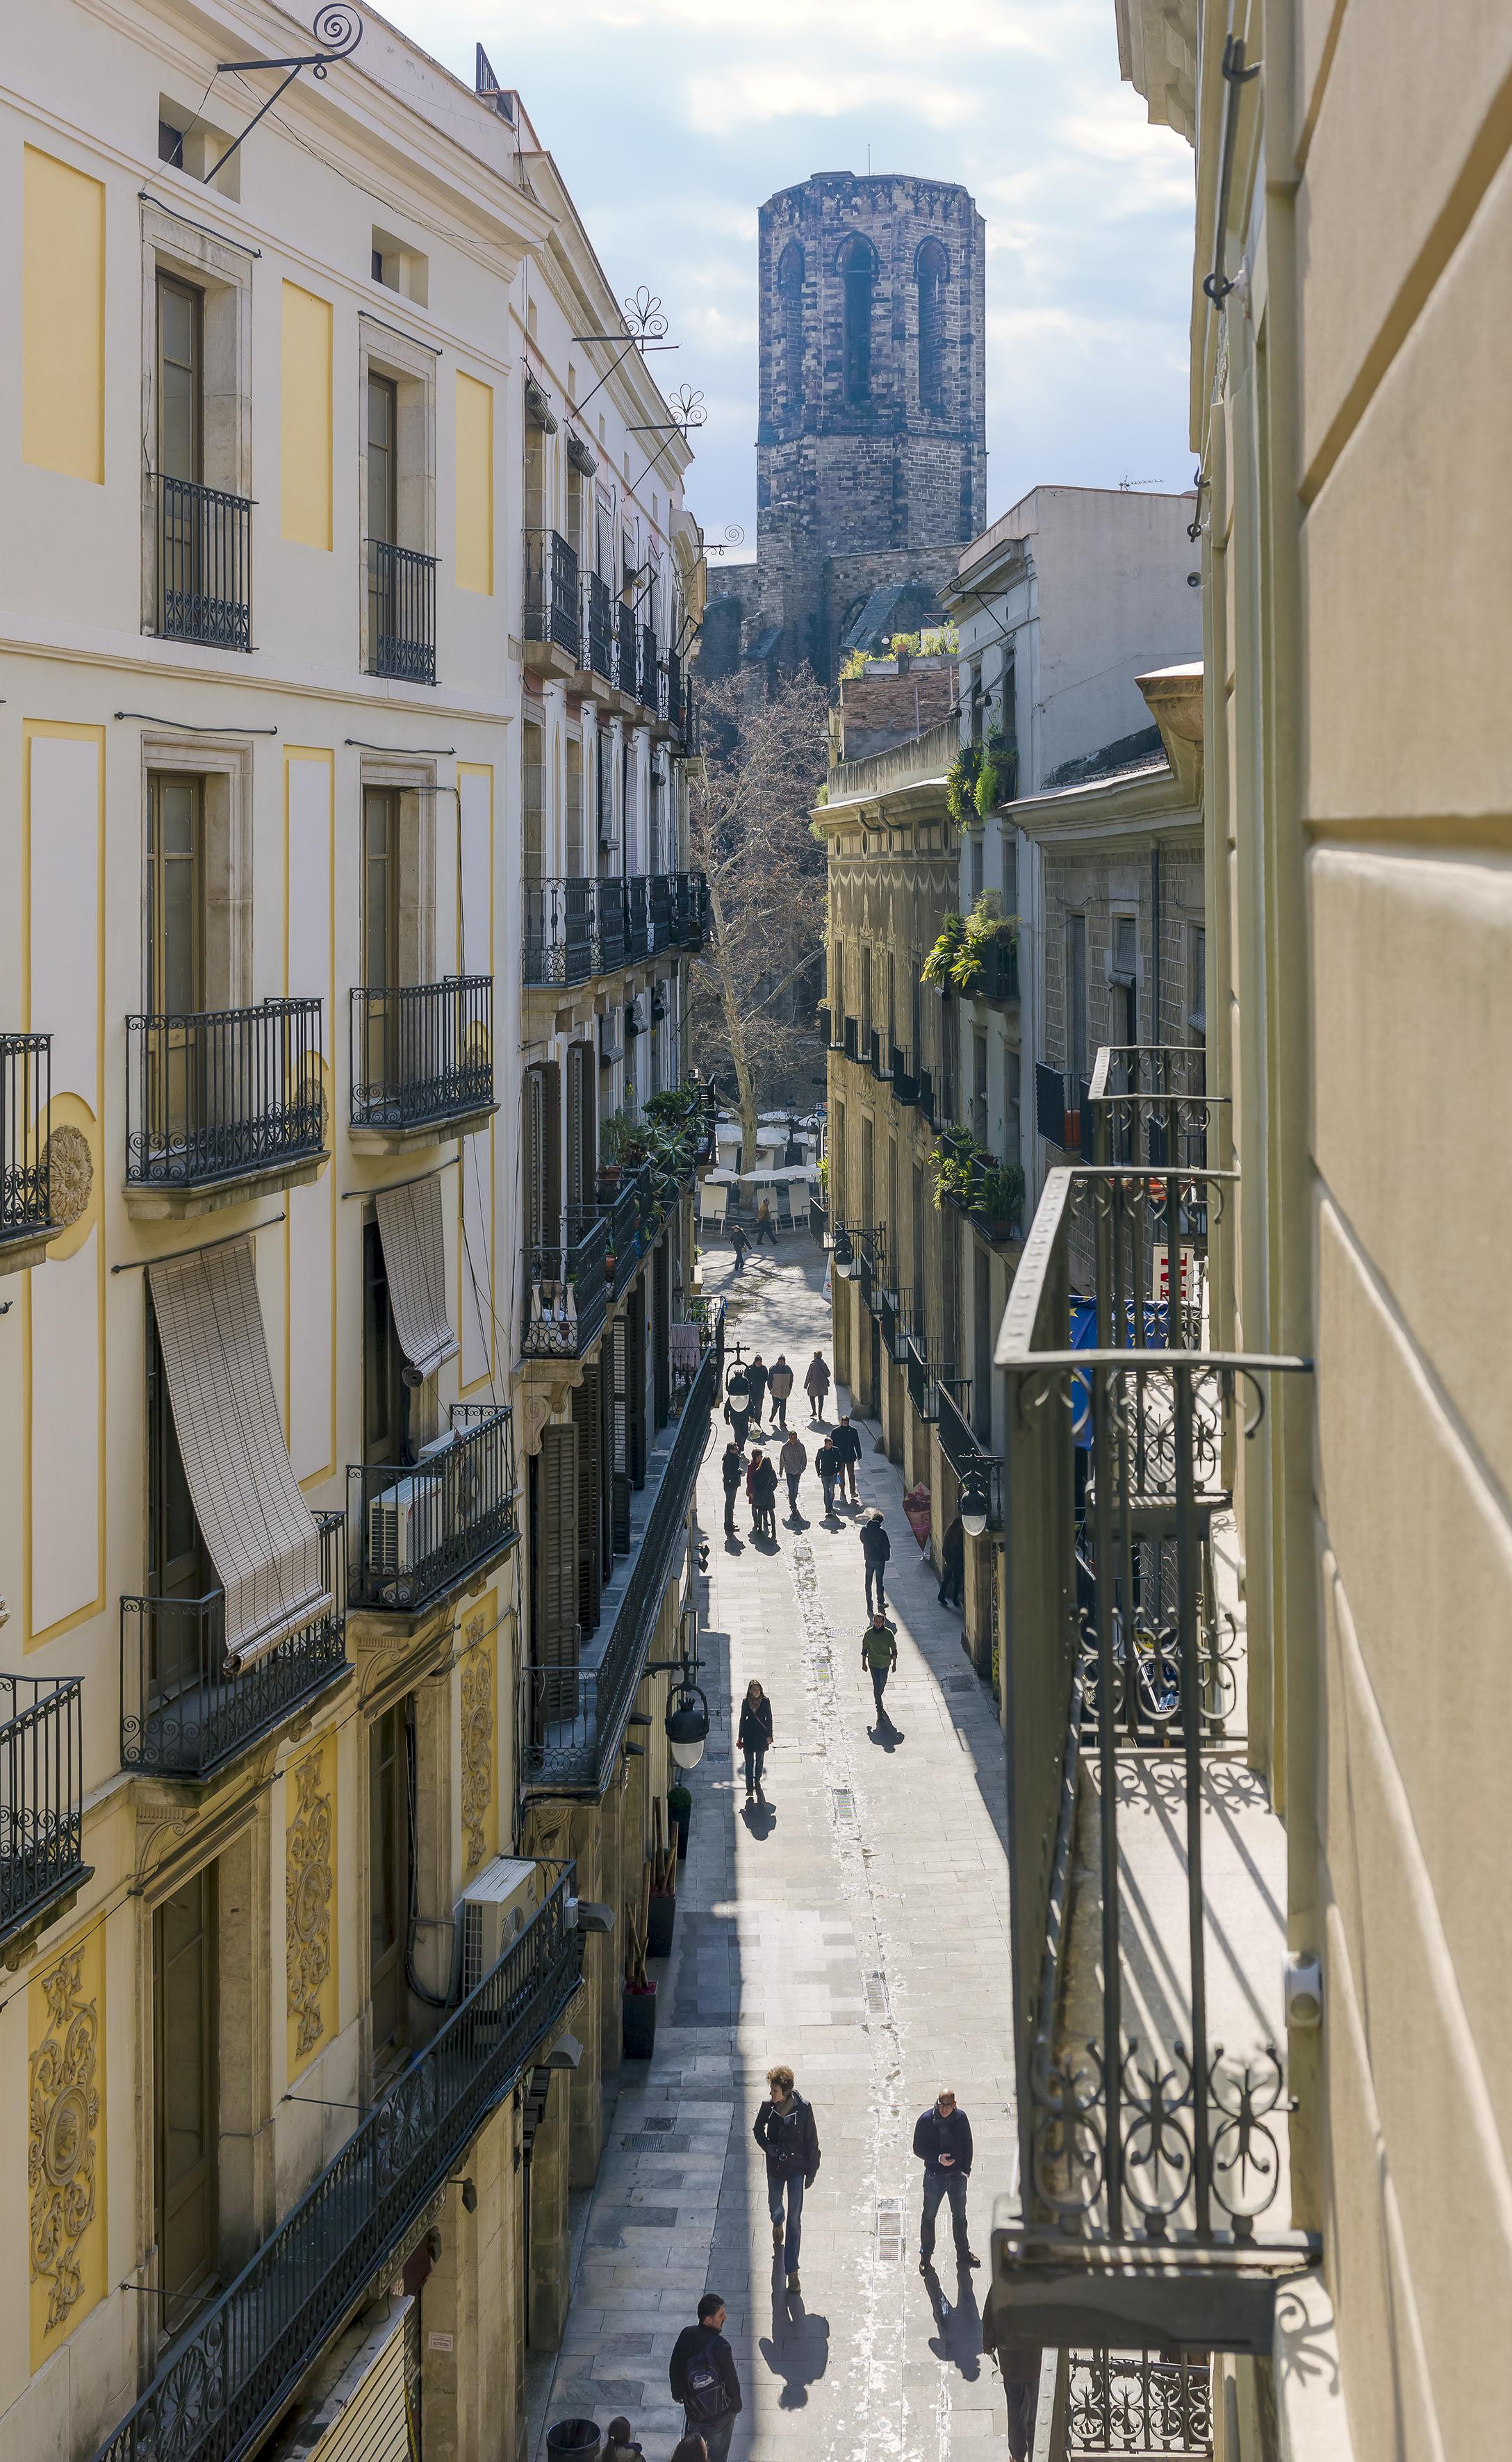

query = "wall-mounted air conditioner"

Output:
[[456, 1855, 544, 1997], [366, 1474, 441, 1576]]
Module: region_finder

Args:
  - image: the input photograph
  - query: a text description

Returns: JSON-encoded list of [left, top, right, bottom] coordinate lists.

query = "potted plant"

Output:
[[667, 1781, 692, 1861], [977, 1160, 1026, 1242], [946, 744, 983, 828], [646, 1804, 677, 1957], [622, 1862, 657, 2058]]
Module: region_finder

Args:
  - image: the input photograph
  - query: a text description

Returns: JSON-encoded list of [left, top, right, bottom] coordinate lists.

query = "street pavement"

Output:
[[530, 1240, 1016, 2459]]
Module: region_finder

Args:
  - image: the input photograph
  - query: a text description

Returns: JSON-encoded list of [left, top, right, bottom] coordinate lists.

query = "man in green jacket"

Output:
[[861, 1611, 898, 1723]]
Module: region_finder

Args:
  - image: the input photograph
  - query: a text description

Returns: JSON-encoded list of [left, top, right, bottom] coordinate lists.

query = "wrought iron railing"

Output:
[[92, 1873, 583, 2462], [523, 878, 597, 987], [1, 1031, 54, 1249], [617, 600, 639, 698], [522, 1213, 610, 1359], [666, 648, 684, 739], [919, 1066, 935, 1124], [1085, 1044, 1223, 1173], [638, 623, 658, 711], [993, 1077, 1312, 2348], [350, 976, 493, 1133], [869, 1028, 889, 1080], [904, 1327, 955, 1425], [155, 473, 252, 651], [121, 1516, 347, 1782], [524, 1320, 720, 1789], [524, 530, 581, 663], [843, 1015, 859, 1062], [976, 935, 1019, 1003], [368, 537, 437, 684], [125, 999, 325, 1191], [1065, 2350, 1212, 2455], [0, 1675, 89, 1950], [808, 1198, 830, 1247], [648, 873, 673, 950], [625, 876, 652, 961], [586, 572, 615, 680], [349, 1404, 518, 1615], [890, 1046, 919, 1106], [935, 1379, 1003, 1527]]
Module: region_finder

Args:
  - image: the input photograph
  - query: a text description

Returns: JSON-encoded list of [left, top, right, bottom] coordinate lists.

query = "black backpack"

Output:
[[683, 2331, 732, 2424]]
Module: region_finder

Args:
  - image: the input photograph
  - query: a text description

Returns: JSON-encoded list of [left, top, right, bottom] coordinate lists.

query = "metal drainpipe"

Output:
[[1150, 843, 1161, 1042]]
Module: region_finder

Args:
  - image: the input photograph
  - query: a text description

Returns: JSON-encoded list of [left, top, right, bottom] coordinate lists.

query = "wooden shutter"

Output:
[[627, 1281, 647, 1488], [536, 1422, 580, 1673], [609, 1314, 631, 1551], [572, 1366, 602, 1636]]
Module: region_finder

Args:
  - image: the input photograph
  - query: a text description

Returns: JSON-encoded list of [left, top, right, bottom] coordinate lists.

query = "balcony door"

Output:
[[154, 1864, 218, 2320], [157, 274, 203, 484], [363, 787, 402, 1099], [363, 1220, 407, 1468], [147, 773, 204, 1154], [367, 372, 398, 666], [368, 1702, 410, 2060]]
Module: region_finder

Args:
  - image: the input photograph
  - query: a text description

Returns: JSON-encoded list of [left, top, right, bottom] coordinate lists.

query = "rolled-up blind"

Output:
[[375, 1174, 459, 1383]]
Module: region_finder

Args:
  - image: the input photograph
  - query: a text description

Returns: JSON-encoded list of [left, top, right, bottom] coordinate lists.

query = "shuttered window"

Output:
[[572, 1365, 602, 1636], [609, 1315, 631, 1552], [535, 1422, 580, 1671], [374, 1174, 458, 1382]]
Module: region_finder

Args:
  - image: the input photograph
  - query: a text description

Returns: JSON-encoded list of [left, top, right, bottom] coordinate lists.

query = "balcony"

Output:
[[918, 1066, 935, 1124], [639, 623, 659, 713], [889, 1047, 919, 1106], [903, 1326, 956, 1425], [524, 530, 580, 675], [1, 1030, 58, 1276], [586, 571, 616, 682], [992, 1079, 1313, 2356], [976, 933, 1019, 1003], [0, 1675, 90, 1963], [154, 474, 251, 652], [522, 1213, 609, 1359], [843, 1015, 860, 1062], [368, 537, 436, 685], [124, 999, 327, 1219], [348, 1403, 518, 1620], [121, 1515, 347, 1784], [868, 1028, 891, 1081], [1037, 1045, 1222, 1170], [935, 1379, 1001, 1525], [350, 976, 495, 1151], [665, 648, 685, 742], [524, 1321, 720, 1791], [878, 1281, 912, 1365], [616, 601, 639, 701], [625, 876, 652, 962], [93, 1873, 583, 2462], [932, 1125, 1026, 1247]]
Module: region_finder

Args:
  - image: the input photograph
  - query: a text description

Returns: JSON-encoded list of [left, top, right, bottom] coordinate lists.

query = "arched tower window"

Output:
[[916, 239, 948, 413], [777, 240, 805, 416], [838, 235, 876, 406]]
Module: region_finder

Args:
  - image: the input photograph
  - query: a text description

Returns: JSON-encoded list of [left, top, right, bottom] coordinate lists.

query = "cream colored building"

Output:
[[0, 9, 714, 2462]]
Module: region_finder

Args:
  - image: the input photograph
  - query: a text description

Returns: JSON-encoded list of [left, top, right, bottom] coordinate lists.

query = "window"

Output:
[[154, 1865, 218, 2321], [362, 1220, 405, 1466], [363, 788, 400, 992], [566, 734, 584, 874], [370, 226, 429, 305], [916, 238, 948, 413], [973, 1031, 989, 1144], [147, 773, 203, 1017], [1007, 1052, 1022, 1165], [1111, 914, 1138, 1050], [839, 235, 876, 404], [1188, 925, 1207, 1058], [523, 722, 545, 878], [367, 374, 397, 545], [156, 275, 204, 490], [1068, 914, 1088, 1081], [777, 240, 805, 416], [147, 1297, 206, 1605], [369, 1703, 410, 2057], [159, 119, 186, 169], [832, 1101, 846, 1215], [973, 1246, 992, 1442], [969, 831, 985, 907]]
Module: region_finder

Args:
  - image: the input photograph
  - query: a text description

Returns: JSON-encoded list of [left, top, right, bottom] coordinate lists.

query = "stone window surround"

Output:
[[138, 201, 256, 637], [357, 756, 438, 992], [356, 317, 438, 675], [139, 732, 255, 1012]]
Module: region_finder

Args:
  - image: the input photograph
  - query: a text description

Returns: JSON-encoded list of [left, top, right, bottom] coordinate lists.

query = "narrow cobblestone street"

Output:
[[530, 1244, 1015, 2459]]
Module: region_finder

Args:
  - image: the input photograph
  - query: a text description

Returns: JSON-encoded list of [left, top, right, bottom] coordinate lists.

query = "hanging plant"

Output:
[[921, 911, 969, 988], [946, 744, 983, 828], [973, 731, 1019, 816]]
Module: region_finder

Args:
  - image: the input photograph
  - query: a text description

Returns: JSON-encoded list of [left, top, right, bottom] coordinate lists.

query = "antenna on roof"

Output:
[[475, 42, 515, 124]]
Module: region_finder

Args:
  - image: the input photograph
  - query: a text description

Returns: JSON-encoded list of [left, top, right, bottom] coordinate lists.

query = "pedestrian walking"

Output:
[[938, 1512, 965, 1609], [603, 2418, 644, 2462], [779, 1431, 809, 1520], [769, 1354, 794, 1429], [816, 1433, 840, 1517], [721, 1438, 746, 1538], [738, 1680, 773, 1799], [831, 1411, 862, 1503], [669, 2294, 742, 2462], [754, 1196, 778, 1247], [747, 1449, 778, 1539], [860, 1507, 891, 1612], [982, 2281, 1042, 2462], [913, 2089, 980, 2273], [803, 1350, 832, 1423], [753, 2062, 821, 2293], [746, 1352, 770, 1428], [862, 1609, 898, 1723], [730, 1222, 750, 1274], [723, 1394, 752, 1450]]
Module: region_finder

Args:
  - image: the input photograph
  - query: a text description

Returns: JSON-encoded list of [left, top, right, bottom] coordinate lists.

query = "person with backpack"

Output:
[[720, 1438, 746, 1540], [669, 2293, 742, 2462], [753, 2062, 821, 2294], [815, 1431, 841, 1518], [860, 1508, 892, 1612], [602, 2419, 644, 2462], [830, 1411, 862, 1504], [803, 1350, 832, 1422], [768, 1354, 794, 1429]]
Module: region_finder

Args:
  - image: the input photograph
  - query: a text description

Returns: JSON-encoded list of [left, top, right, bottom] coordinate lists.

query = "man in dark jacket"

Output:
[[753, 2062, 821, 2292], [938, 1513, 965, 1609], [768, 1354, 794, 1429], [723, 1393, 752, 1450], [746, 1353, 770, 1428], [720, 1439, 746, 1538], [778, 1431, 808, 1520], [860, 1509, 891, 1611], [830, 1411, 862, 1504], [669, 2295, 742, 2462], [816, 1434, 841, 1518], [913, 2090, 979, 2272]]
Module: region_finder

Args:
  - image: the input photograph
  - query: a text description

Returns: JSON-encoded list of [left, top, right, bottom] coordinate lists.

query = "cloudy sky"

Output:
[[377, 0, 1196, 548]]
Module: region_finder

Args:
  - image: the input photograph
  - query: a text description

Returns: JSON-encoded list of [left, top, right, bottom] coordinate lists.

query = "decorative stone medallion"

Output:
[[460, 1623, 495, 1874], [43, 1125, 93, 1229], [286, 1746, 334, 2062]]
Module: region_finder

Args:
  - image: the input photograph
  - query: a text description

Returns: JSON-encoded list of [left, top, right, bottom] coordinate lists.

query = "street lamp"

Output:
[[833, 1224, 858, 1280], [666, 1682, 710, 1770], [959, 1468, 992, 1540]]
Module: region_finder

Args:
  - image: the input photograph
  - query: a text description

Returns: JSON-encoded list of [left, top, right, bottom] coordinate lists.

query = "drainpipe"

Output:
[[1151, 844, 1161, 1042]]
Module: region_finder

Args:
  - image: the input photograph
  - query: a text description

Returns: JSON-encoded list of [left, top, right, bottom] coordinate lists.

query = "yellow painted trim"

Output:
[[280, 281, 334, 551], [22, 720, 107, 1650], [457, 764, 496, 1395], [283, 748, 338, 1488], [28, 1913, 108, 2367], [454, 370, 495, 596], [22, 145, 106, 485]]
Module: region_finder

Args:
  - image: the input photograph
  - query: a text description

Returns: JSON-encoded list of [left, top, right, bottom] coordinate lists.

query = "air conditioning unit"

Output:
[[366, 1474, 442, 1577], [457, 1855, 544, 1996]]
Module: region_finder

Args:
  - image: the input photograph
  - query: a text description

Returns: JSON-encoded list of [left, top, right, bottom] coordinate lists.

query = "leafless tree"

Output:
[[688, 671, 830, 1169]]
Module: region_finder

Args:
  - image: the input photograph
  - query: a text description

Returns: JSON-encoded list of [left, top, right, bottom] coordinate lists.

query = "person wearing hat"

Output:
[[860, 1507, 891, 1613]]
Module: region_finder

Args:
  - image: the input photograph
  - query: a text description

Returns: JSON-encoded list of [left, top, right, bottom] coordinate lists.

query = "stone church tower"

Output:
[[743, 172, 987, 682]]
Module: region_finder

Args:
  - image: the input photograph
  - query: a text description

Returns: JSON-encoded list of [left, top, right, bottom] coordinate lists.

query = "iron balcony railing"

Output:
[[625, 876, 652, 962], [121, 1516, 347, 1782], [1061, 2349, 1213, 2455], [994, 1064, 1312, 2352], [586, 572, 616, 680], [648, 873, 673, 950], [524, 530, 581, 664], [638, 623, 658, 711], [890, 1047, 919, 1106], [350, 976, 493, 1134], [1, 1031, 54, 1249], [349, 1404, 518, 1616], [816, 1006, 832, 1049], [125, 999, 325, 1192], [0, 1675, 90, 1951], [523, 878, 597, 987], [976, 934, 1019, 1003], [904, 1328, 956, 1425], [523, 1211, 610, 1359], [92, 1872, 584, 2462], [935, 1379, 1003, 1528], [368, 537, 436, 685], [155, 473, 252, 652], [616, 601, 639, 698], [808, 1197, 830, 1248], [878, 1281, 913, 1365], [671, 870, 709, 949], [843, 1015, 860, 1062], [666, 648, 684, 739], [1036, 1046, 1222, 1171], [600, 1163, 653, 1300], [919, 1066, 935, 1124], [868, 1028, 890, 1081], [524, 1320, 721, 1790]]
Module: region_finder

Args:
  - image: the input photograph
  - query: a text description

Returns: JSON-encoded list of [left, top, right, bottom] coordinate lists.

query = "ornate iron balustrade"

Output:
[[904, 1327, 956, 1425], [976, 934, 1020, 1003], [1085, 1045, 1224, 1174], [125, 999, 325, 1192], [597, 1163, 652, 1300], [648, 873, 673, 950], [523, 878, 598, 987], [121, 1516, 347, 1782], [638, 623, 658, 710], [1, 1031, 54, 1248], [596, 878, 629, 973], [586, 572, 616, 680], [92, 1873, 583, 2462], [368, 537, 437, 684], [349, 1404, 518, 1615], [524, 530, 581, 663], [666, 648, 684, 738], [350, 976, 493, 1133], [890, 1047, 919, 1106], [522, 1213, 609, 1358], [993, 1124, 1313, 2352], [878, 1281, 913, 1365], [919, 1066, 936, 1124], [155, 473, 252, 651], [524, 1320, 721, 1790], [843, 1015, 860, 1061], [868, 1028, 890, 1081], [1066, 2350, 1212, 2456], [0, 1674, 90, 1952], [625, 876, 652, 961], [670, 870, 708, 949], [616, 600, 639, 697]]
